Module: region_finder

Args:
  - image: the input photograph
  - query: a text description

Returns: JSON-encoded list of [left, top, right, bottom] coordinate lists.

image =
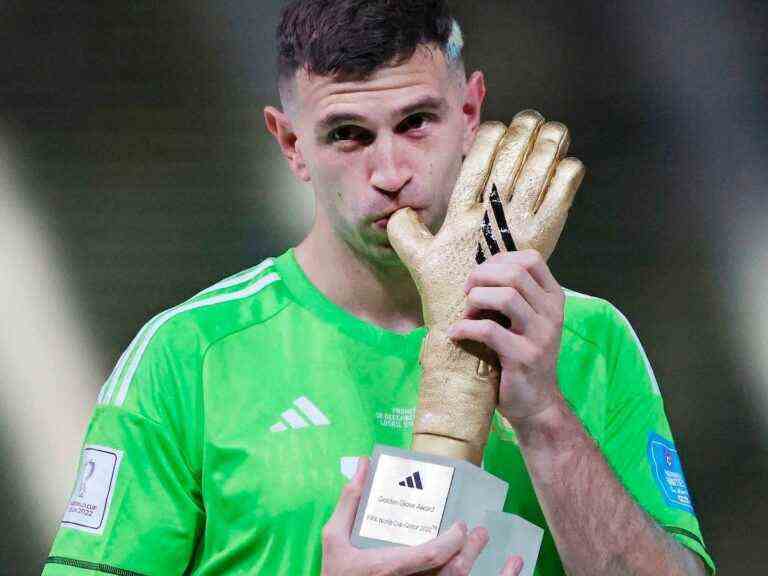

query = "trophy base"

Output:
[[351, 445, 543, 576]]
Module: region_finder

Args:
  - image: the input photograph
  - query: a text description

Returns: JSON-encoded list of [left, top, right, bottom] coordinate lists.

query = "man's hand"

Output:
[[321, 458, 524, 576], [448, 249, 565, 424]]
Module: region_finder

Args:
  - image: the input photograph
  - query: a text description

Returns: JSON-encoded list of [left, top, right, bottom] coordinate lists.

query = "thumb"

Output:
[[325, 457, 369, 538], [387, 207, 432, 270]]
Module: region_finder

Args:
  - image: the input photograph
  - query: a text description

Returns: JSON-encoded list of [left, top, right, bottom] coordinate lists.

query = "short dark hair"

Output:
[[276, 0, 464, 90]]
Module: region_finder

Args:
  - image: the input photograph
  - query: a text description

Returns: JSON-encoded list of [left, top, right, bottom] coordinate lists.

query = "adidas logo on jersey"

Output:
[[398, 471, 423, 490], [269, 396, 330, 432]]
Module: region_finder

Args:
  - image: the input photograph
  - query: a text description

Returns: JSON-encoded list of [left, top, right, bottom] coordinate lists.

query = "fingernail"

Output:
[[446, 326, 456, 338]]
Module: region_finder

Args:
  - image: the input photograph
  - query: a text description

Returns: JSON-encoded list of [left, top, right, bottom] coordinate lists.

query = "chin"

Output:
[[366, 241, 407, 268]]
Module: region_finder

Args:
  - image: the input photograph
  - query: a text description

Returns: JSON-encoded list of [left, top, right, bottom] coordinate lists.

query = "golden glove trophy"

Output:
[[351, 111, 584, 575]]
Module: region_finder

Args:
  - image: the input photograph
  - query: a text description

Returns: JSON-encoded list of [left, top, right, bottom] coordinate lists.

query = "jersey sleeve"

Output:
[[43, 315, 205, 576], [600, 305, 716, 573]]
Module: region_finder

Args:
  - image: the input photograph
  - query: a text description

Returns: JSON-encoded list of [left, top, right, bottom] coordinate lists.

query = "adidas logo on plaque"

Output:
[[269, 396, 330, 432], [398, 471, 423, 490]]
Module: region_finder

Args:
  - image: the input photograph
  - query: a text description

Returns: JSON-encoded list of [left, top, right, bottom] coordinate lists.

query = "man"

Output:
[[43, 1, 714, 575]]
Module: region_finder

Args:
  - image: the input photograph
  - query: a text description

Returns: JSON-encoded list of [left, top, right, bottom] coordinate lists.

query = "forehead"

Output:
[[292, 46, 459, 123]]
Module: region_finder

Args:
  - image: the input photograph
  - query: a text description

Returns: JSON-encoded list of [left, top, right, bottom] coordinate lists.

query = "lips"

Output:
[[372, 207, 423, 232]]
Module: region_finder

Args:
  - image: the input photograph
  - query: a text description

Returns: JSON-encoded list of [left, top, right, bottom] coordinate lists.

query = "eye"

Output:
[[396, 113, 432, 133], [328, 125, 373, 145]]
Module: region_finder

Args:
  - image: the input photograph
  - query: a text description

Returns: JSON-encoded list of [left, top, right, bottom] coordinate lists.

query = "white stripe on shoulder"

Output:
[[111, 272, 280, 407], [195, 258, 275, 297], [98, 258, 277, 405], [111, 272, 280, 406], [98, 310, 167, 405], [97, 326, 148, 404]]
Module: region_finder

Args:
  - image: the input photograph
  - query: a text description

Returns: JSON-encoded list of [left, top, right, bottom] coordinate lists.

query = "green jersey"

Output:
[[43, 249, 714, 575]]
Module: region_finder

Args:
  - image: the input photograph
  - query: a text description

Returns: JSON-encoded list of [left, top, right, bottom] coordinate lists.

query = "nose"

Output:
[[368, 134, 412, 196]]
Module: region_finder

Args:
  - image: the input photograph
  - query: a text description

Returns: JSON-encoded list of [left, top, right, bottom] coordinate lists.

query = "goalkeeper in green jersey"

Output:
[[44, 1, 714, 575]]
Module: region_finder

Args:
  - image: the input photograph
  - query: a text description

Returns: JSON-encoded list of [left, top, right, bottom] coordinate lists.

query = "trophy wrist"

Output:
[[413, 364, 497, 445], [411, 433, 485, 465]]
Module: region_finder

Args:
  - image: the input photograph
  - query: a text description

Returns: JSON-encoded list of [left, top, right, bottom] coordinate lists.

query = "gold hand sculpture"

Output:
[[387, 110, 585, 464]]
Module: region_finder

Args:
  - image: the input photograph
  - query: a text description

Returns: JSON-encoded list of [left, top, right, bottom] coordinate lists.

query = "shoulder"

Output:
[[562, 287, 629, 344], [561, 287, 644, 369], [562, 287, 660, 396], [97, 257, 290, 409], [149, 256, 288, 346]]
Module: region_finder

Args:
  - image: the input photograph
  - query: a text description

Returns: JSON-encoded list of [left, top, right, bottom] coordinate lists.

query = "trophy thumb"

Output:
[[387, 207, 432, 270]]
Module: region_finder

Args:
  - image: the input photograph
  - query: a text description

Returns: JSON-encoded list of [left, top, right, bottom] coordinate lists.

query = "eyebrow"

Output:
[[315, 95, 448, 136]]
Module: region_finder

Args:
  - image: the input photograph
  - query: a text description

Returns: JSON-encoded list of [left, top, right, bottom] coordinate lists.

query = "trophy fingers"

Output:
[[445, 122, 506, 223], [509, 121, 570, 217], [527, 157, 585, 260], [387, 207, 433, 270], [486, 110, 544, 206]]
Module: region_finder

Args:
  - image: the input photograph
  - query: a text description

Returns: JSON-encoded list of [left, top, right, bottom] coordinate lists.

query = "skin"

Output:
[[265, 46, 477, 333], [264, 44, 707, 576]]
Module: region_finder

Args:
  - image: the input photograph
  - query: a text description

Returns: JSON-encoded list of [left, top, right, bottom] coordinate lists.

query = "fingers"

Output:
[[383, 521, 468, 575], [500, 555, 524, 576], [466, 260, 545, 313], [447, 318, 531, 365], [324, 457, 369, 544], [465, 286, 534, 332], [446, 122, 507, 221], [486, 110, 545, 205], [467, 250, 561, 294], [465, 251, 561, 317], [438, 526, 490, 576], [510, 121, 570, 218]]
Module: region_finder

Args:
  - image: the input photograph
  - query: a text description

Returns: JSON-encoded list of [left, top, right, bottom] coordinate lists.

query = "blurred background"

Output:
[[0, 0, 766, 573]]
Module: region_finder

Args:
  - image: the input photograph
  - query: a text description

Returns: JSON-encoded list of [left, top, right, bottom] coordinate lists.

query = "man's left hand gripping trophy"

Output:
[[387, 110, 585, 464]]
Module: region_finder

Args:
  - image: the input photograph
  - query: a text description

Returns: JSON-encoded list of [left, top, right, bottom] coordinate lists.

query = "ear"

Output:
[[264, 106, 311, 182], [461, 71, 487, 156]]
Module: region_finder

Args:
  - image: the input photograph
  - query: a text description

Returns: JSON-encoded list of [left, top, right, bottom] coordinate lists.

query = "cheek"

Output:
[[310, 150, 368, 214], [428, 142, 463, 197], [308, 150, 347, 194]]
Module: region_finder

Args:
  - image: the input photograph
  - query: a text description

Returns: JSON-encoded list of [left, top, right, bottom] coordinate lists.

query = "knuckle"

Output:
[[505, 264, 524, 286], [321, 525, 339, 548], [519, 249, 540, 267], [450, 558, 472, 576], [542, 323, 557, 342], [321, 524, 332, 541], [479, 320, 497, 339], [367, 559, 392, 576], [342, 482, 361, 498], [470, 527, 489, 546], [529, 248, 544, 264], [522, 343, 542, 365], [420, 546, 441, 568]]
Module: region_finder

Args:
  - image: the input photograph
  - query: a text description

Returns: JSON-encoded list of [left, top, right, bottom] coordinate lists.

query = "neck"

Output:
[[294, 218, 423, 333]]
